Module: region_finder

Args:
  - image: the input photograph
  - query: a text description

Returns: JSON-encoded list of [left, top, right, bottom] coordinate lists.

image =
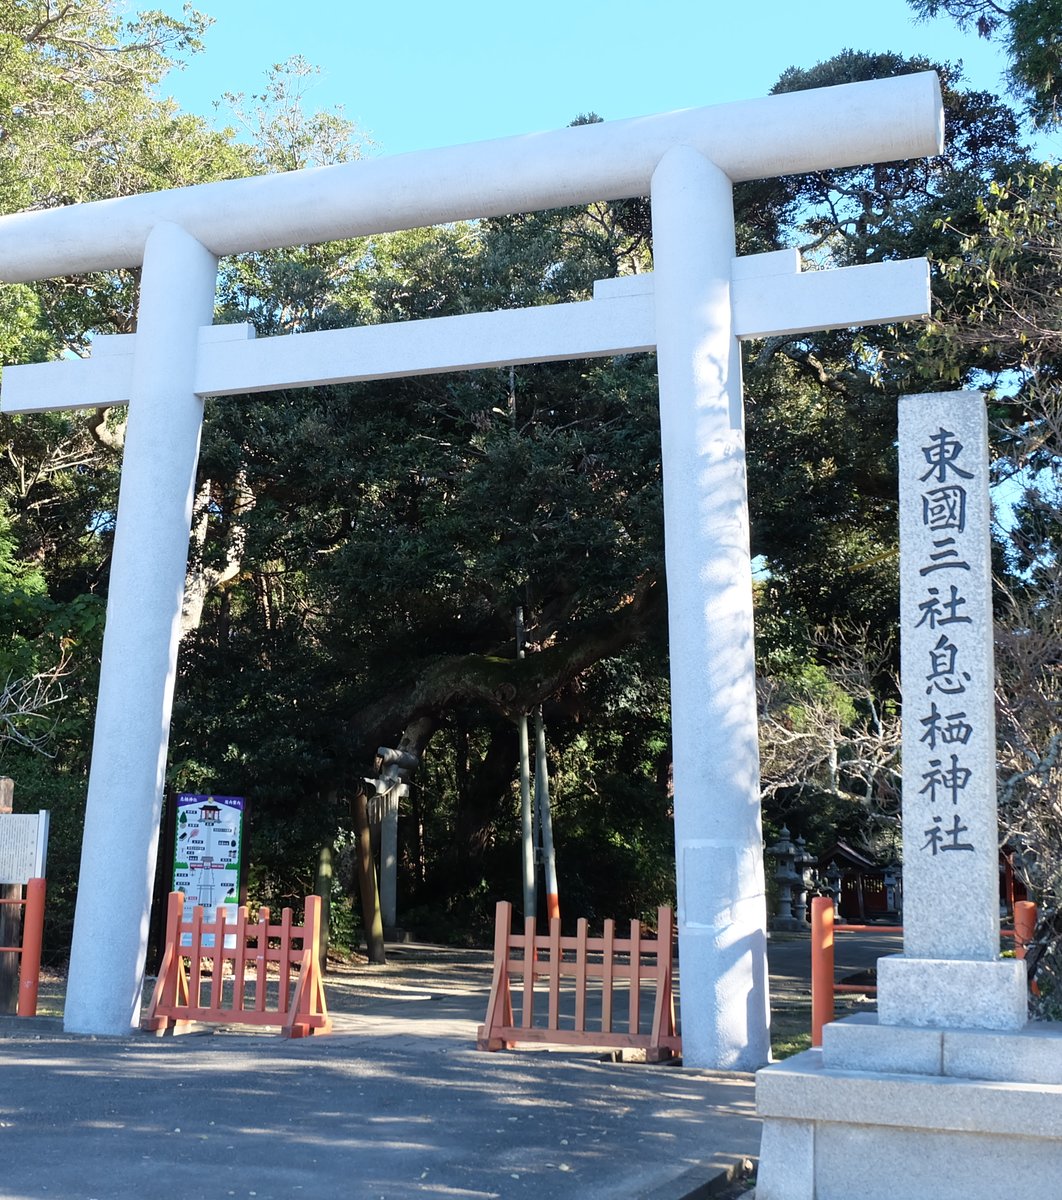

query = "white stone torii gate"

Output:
[[0, 72, 943, 1066]]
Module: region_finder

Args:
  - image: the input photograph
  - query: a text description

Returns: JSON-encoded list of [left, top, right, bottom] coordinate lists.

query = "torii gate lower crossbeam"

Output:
[[0, 73, 943, 1065]]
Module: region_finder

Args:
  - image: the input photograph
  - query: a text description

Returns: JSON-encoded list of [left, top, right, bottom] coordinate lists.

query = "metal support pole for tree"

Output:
[[516, 606, 536, 922], [380, 797, 399, 934], [534, 708, 560, 922]]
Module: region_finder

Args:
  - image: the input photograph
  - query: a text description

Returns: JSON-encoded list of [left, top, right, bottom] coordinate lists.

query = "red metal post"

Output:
[[17, 878, 46, 1017], [1013, 900, 1037, 958], [810, 895, 835, 1048], [1014, 899, 1039, 996]]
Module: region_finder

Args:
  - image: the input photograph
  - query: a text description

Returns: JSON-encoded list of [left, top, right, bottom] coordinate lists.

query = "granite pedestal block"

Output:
[[756, 1017, 1062, 1199], [877, 953, 1028, 1030]]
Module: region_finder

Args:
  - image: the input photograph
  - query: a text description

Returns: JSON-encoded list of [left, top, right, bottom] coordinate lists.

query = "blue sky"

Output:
[[155, 0, 1058, 159]]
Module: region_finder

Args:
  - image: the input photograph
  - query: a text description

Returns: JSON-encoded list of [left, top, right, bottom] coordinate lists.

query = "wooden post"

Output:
[[476, 901, 681, 1057], [811, 895, 835, 1047], [477, 900, 515, 1050], [0, 778, 18, 1014], [314, 845, 333, 973], [351, 790, 385, 964], [144, 890, 330, 1036]]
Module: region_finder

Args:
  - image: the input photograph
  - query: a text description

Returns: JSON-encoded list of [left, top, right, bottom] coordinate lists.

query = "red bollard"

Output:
[[1014, 899, 1039, 997], [17, 877, 46, 1017], [1014, 900, 1037, 957], [811, 895, 835, 1048]]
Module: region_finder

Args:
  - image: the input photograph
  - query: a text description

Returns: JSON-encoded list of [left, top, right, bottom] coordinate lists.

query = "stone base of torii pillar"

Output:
[[755, 392, 1062, 1197]]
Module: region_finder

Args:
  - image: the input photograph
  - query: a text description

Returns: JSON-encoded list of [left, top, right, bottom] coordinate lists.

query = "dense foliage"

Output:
[[908, 0, 1062, 125], [1, 3, 1059, 985]]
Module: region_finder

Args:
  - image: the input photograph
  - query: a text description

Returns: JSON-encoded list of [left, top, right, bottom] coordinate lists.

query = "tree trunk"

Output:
[[348, 579, 665, 756], [447, 722, 519, 891], [181, 470, 256, 636], [350, 790, 386, 964], [314, 845, 333, 973]]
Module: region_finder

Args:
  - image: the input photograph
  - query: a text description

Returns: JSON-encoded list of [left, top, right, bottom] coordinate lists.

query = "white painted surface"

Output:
[[0, 73, 942, 281], [732, 257, 930, 339], [2, 353, 135, 413], [62, 223, 218, 1036], [651, 146, 770, 1070], [194, 290, 656, 396], [2, 256, 929, 414]]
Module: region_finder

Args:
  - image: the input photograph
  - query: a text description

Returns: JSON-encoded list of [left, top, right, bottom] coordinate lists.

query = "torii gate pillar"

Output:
[[63, 224, 218, 1034], [652, 148, 769, 1066]]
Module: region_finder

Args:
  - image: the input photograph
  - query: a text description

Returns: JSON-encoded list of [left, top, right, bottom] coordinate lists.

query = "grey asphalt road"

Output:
[[0, 931, 893, 1200], [766, 927, 903, 991]]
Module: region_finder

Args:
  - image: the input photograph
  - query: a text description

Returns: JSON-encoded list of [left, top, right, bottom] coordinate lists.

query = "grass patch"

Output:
[[772, 1030, 812, 1059]]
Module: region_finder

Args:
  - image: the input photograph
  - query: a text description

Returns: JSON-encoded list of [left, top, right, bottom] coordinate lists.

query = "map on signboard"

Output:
[[172, 794, 245, 943]]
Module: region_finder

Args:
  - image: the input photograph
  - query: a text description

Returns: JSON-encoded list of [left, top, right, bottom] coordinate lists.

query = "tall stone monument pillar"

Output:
[[756, 392, 1062, 1200], [879, 391, 1026, 1027]]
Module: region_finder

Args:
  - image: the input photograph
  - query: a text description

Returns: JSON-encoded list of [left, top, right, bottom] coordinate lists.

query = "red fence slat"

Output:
[[143, 891, 330, 1037], [477, 902, 680, 1061]]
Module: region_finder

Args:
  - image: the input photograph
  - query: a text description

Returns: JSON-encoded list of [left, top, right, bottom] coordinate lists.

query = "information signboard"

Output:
[[171, 794, 245, 945], [0, 811, 49, 885]]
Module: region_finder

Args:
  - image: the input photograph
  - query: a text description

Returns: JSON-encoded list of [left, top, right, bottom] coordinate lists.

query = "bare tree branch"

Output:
[[0, 646, 73, 756]]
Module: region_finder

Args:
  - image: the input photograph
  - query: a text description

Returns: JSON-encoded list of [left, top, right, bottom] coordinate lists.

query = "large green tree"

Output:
[[0, 9, 1043, 952], [741, 51, 1027, 855], [908, 0, 1062, 125], [172, 194, 670, 927], [0, 0, 246, 952]]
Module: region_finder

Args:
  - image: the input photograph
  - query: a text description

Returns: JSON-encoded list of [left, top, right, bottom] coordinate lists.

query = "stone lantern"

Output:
[[766, 826, 804, 932]]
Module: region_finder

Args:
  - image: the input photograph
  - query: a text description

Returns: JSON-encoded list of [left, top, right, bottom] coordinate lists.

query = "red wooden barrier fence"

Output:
[[144, 891, 331, 1037], [0, 877, 46, 1017], [477, 901, 680, 1061]]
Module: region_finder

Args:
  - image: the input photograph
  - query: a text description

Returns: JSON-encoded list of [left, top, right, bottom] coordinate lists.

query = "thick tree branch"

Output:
[[349, 577, 665, 752]]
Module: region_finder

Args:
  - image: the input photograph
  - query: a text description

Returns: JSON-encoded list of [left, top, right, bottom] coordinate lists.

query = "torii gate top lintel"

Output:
[[0, 71, 942, 283]]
